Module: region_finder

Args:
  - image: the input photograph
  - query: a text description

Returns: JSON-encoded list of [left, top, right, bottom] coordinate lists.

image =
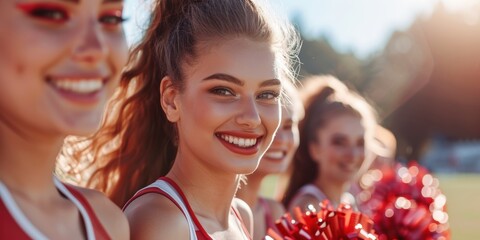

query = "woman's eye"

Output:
[[357, 139, 365, 148], [332, 138, 347, 147], [210, 88, 235, 96], [99, 14, 128, 26], [17, 4, 69, 23], [258, 91, 280, 100], [33, 9, 67, 21]]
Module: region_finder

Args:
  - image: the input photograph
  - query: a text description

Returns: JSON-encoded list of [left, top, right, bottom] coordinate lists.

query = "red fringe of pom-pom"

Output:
[[357, 161, 450, 240], [265, 200, 378, 240]]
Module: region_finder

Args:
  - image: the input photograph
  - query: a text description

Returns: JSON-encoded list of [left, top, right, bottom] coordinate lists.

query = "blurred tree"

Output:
[[299, 38, 366, 89], [366, 3, 480, 160], [285, 8, 480, 235], [292, 14, 367, 93], [294, 3, 480, 161]]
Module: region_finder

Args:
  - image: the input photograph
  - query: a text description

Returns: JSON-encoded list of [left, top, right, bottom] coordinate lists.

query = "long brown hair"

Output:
[[60, 0, 299, 207], [282, 75, 377, 208]]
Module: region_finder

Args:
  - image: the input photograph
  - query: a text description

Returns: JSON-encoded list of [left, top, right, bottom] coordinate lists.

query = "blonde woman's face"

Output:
[[309, 114, 366, 183], [0, 0, 128, 137]]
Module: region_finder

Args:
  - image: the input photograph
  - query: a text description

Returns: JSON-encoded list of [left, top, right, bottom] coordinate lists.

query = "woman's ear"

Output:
[[160, 76, 180, 122]]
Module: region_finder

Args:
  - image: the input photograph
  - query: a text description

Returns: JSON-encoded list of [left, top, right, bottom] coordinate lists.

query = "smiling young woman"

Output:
[[236, 80, 305, 240], [62, 0, 300, 239], [282, 75, 378, 215], [0, 0, 129, 239]]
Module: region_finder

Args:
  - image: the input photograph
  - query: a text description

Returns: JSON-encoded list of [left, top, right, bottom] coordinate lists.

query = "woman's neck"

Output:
[[0, 124, 65, 199], [236, 172, 266, 209], [314, 176, 349, 207], [167, 157, 241, 223]]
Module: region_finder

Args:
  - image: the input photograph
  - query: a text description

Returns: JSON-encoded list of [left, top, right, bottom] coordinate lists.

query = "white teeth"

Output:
[[51, 78, 103, 94], [265, 151, 284, 159], [219, 134, 257, 148]]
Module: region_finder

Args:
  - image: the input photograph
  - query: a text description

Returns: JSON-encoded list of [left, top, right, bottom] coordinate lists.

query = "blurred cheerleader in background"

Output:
[[237, 80, 304, 240], [282, 75, 378, 214]]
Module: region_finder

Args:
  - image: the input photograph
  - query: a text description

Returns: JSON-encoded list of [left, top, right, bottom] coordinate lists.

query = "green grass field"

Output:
[[437, 174, 480, 239], [259, 174, 480, 240]]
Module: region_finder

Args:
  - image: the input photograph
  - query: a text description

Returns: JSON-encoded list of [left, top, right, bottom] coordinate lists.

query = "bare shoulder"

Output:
[[263, 198, 286, 221], [287, 193, 323, 218], [232, 197, 253, 235], [71, 186, 129, 240], [124, 193, 191, 239]]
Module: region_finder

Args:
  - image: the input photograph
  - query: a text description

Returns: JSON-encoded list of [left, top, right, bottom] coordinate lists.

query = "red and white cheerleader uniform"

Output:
[[0, 177, 110, 240], [124, 177, 251, 240]]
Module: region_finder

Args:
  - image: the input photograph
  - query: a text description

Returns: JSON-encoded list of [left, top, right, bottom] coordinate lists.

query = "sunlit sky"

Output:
[[123, 0, 479, 58]]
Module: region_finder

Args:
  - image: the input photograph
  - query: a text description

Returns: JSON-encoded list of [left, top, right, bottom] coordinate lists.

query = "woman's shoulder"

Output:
[[261, 197, 286, 220], [124, 192, 191, 239], [340, 192, 358, 209], [70, 185, 129, 240], [288, 193, 324, 212], [287, 185, 327, 216], [232, 197, 252, 219], [232, 197, 253, 235]]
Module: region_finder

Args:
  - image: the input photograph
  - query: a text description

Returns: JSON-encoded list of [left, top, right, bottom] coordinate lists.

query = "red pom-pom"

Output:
[[265, 200, 378, 240], [357, 162, 450, 239]]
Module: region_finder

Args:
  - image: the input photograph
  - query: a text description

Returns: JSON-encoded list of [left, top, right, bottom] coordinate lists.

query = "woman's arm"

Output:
[[75, 187, 129, 240]]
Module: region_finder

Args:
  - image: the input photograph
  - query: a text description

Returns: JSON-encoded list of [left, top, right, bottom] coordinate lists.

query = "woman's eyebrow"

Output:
[[203, 73, 244, 86], [203, 73, 281, 87]]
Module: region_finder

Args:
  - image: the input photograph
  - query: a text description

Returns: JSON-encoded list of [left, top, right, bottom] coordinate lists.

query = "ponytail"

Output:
[[61, 0, 300, 208]]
